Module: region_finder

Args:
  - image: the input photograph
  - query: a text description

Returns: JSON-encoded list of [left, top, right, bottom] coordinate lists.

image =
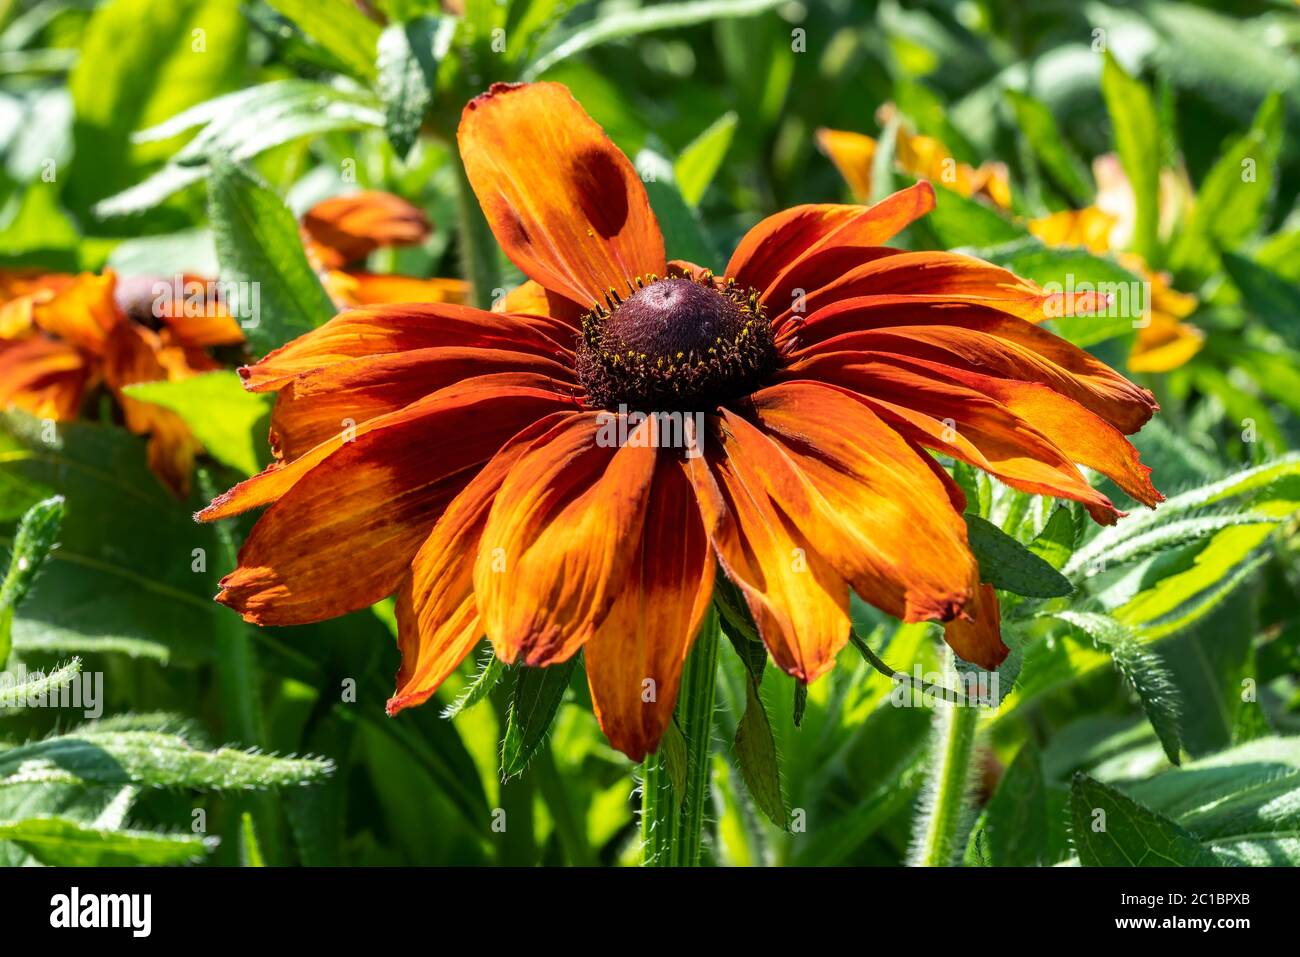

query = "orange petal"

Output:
[[30, 272, 122, 355], [457, 82, 665, 308], [684, 419, 850, 683], [585, 456, 714, 761], [474, 413, 657, 667], [786, 352, 1127, 523], [815, 128, 877, 202], [493, 279, 585, 333], [726, 182, 935, 303], [239, 302, 572, 393], [767, 250, 1055, 331], [795, 296, 1157, 434], [387, 413, 570, 714], [269, 346, 576, 461], [724, 382, 977, 625], [321, 271, 470, 308], [214, 381, 573, 624], [300, 191, 431, 270], [0, 337, 89, 420], [943, 583, 1006, 670], [103, 321, 202, 497], [113, 274, 246, 348], [200, 371, 572, 521]]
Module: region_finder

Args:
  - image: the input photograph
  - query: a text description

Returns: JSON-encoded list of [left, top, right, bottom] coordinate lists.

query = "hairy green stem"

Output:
[[641, 606, 720, 867], [451, 150, 502, 309], [910, 652, 980, 867]]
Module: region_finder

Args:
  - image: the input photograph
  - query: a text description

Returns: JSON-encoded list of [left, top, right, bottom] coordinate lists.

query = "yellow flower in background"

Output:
[[818, 120, 1200, 375], [1027, 183, 1202, 375], [817, 108, 1011, 211]]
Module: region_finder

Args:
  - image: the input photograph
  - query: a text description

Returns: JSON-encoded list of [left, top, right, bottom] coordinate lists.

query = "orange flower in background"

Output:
[[203, 82, 1160, 761], [817, 113, 1011, 211], [0, 269, 243, 495], [0, 267, 245, 494], [300, 190, 469, 308]]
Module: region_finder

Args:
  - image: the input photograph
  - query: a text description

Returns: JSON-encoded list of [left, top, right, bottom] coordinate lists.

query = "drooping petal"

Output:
[[239, 302, 571, 393], [725, 182, 935, 302], [584, 456, 714, 761], [214, 380, 572, 624], [784, 352, 1128, 523], [683, 422, 850, 683], [200, 372, 572, 521], [268, 347, 576, 461], [300, 191, 431, 271], [458, 82, 665, 308], [722, 382, 977, 625], [474, 413, 657, 667], [793, 296, 1158, 433], [943, 583, 1006, 670], [0, 337, 90, 420], [387, 413, 571, 714]]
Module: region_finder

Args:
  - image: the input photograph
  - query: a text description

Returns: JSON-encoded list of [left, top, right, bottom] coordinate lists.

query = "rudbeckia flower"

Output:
[[202, 82, 1161, 761], [299, 190, 470, 309], [0, 269, 243, 495], [817, 114, 1012, 211]]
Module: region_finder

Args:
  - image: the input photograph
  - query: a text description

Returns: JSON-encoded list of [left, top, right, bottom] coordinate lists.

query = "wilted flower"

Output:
[[203, 82, 1160, 760]]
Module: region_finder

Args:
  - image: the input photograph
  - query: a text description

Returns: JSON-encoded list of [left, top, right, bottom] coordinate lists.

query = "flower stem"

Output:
[[641, 606, 720, 867], [451, 150, 502, 309], [910, 651, 980, 867]]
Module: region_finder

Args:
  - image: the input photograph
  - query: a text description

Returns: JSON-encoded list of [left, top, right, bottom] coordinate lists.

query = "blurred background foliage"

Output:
[[1, 0, 1299, 867]]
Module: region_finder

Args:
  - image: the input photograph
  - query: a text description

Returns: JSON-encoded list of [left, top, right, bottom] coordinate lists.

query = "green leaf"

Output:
[[0, 658, 81, 710], [660, 719, 687, 809], [265, 0, 383, 80], [733, 680, 787, 828], [1027, 506, 1077, 570], [0, 817, 214, 866], [206, 154, 335, 356], [924, 183, 1026, 249], [1100, 53, 1160, 262], [376, 17, 452, 160], [1222, 252, 1300, 352], [0, 412, 221, 664], [964, 514, 1072, 598], [1051, 612, 1183, 765], [974, 741, 1049, 866], [1004, 89, 1092, 205], [440, 647, 505, 719], [1065, 513, 1273, 580], [1171, 93, 1284, 280], [124, 373, 271, 477], [674, 111, 738, 207], [636, 143, 719, 265], [96, 81, 384, 218], [65, 0, 245, 214], [522, 0, 788, 81], [1070, 773, 1221, 866], [0, 730, 334, 791], [502, 658, 578, 779]]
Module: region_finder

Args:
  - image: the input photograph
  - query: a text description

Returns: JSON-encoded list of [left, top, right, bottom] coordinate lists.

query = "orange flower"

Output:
[[203, 82, 1161, 761], [817, 120, 1011, 210], [300, 190, 470, 308], [0, 269, 239, 496]]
